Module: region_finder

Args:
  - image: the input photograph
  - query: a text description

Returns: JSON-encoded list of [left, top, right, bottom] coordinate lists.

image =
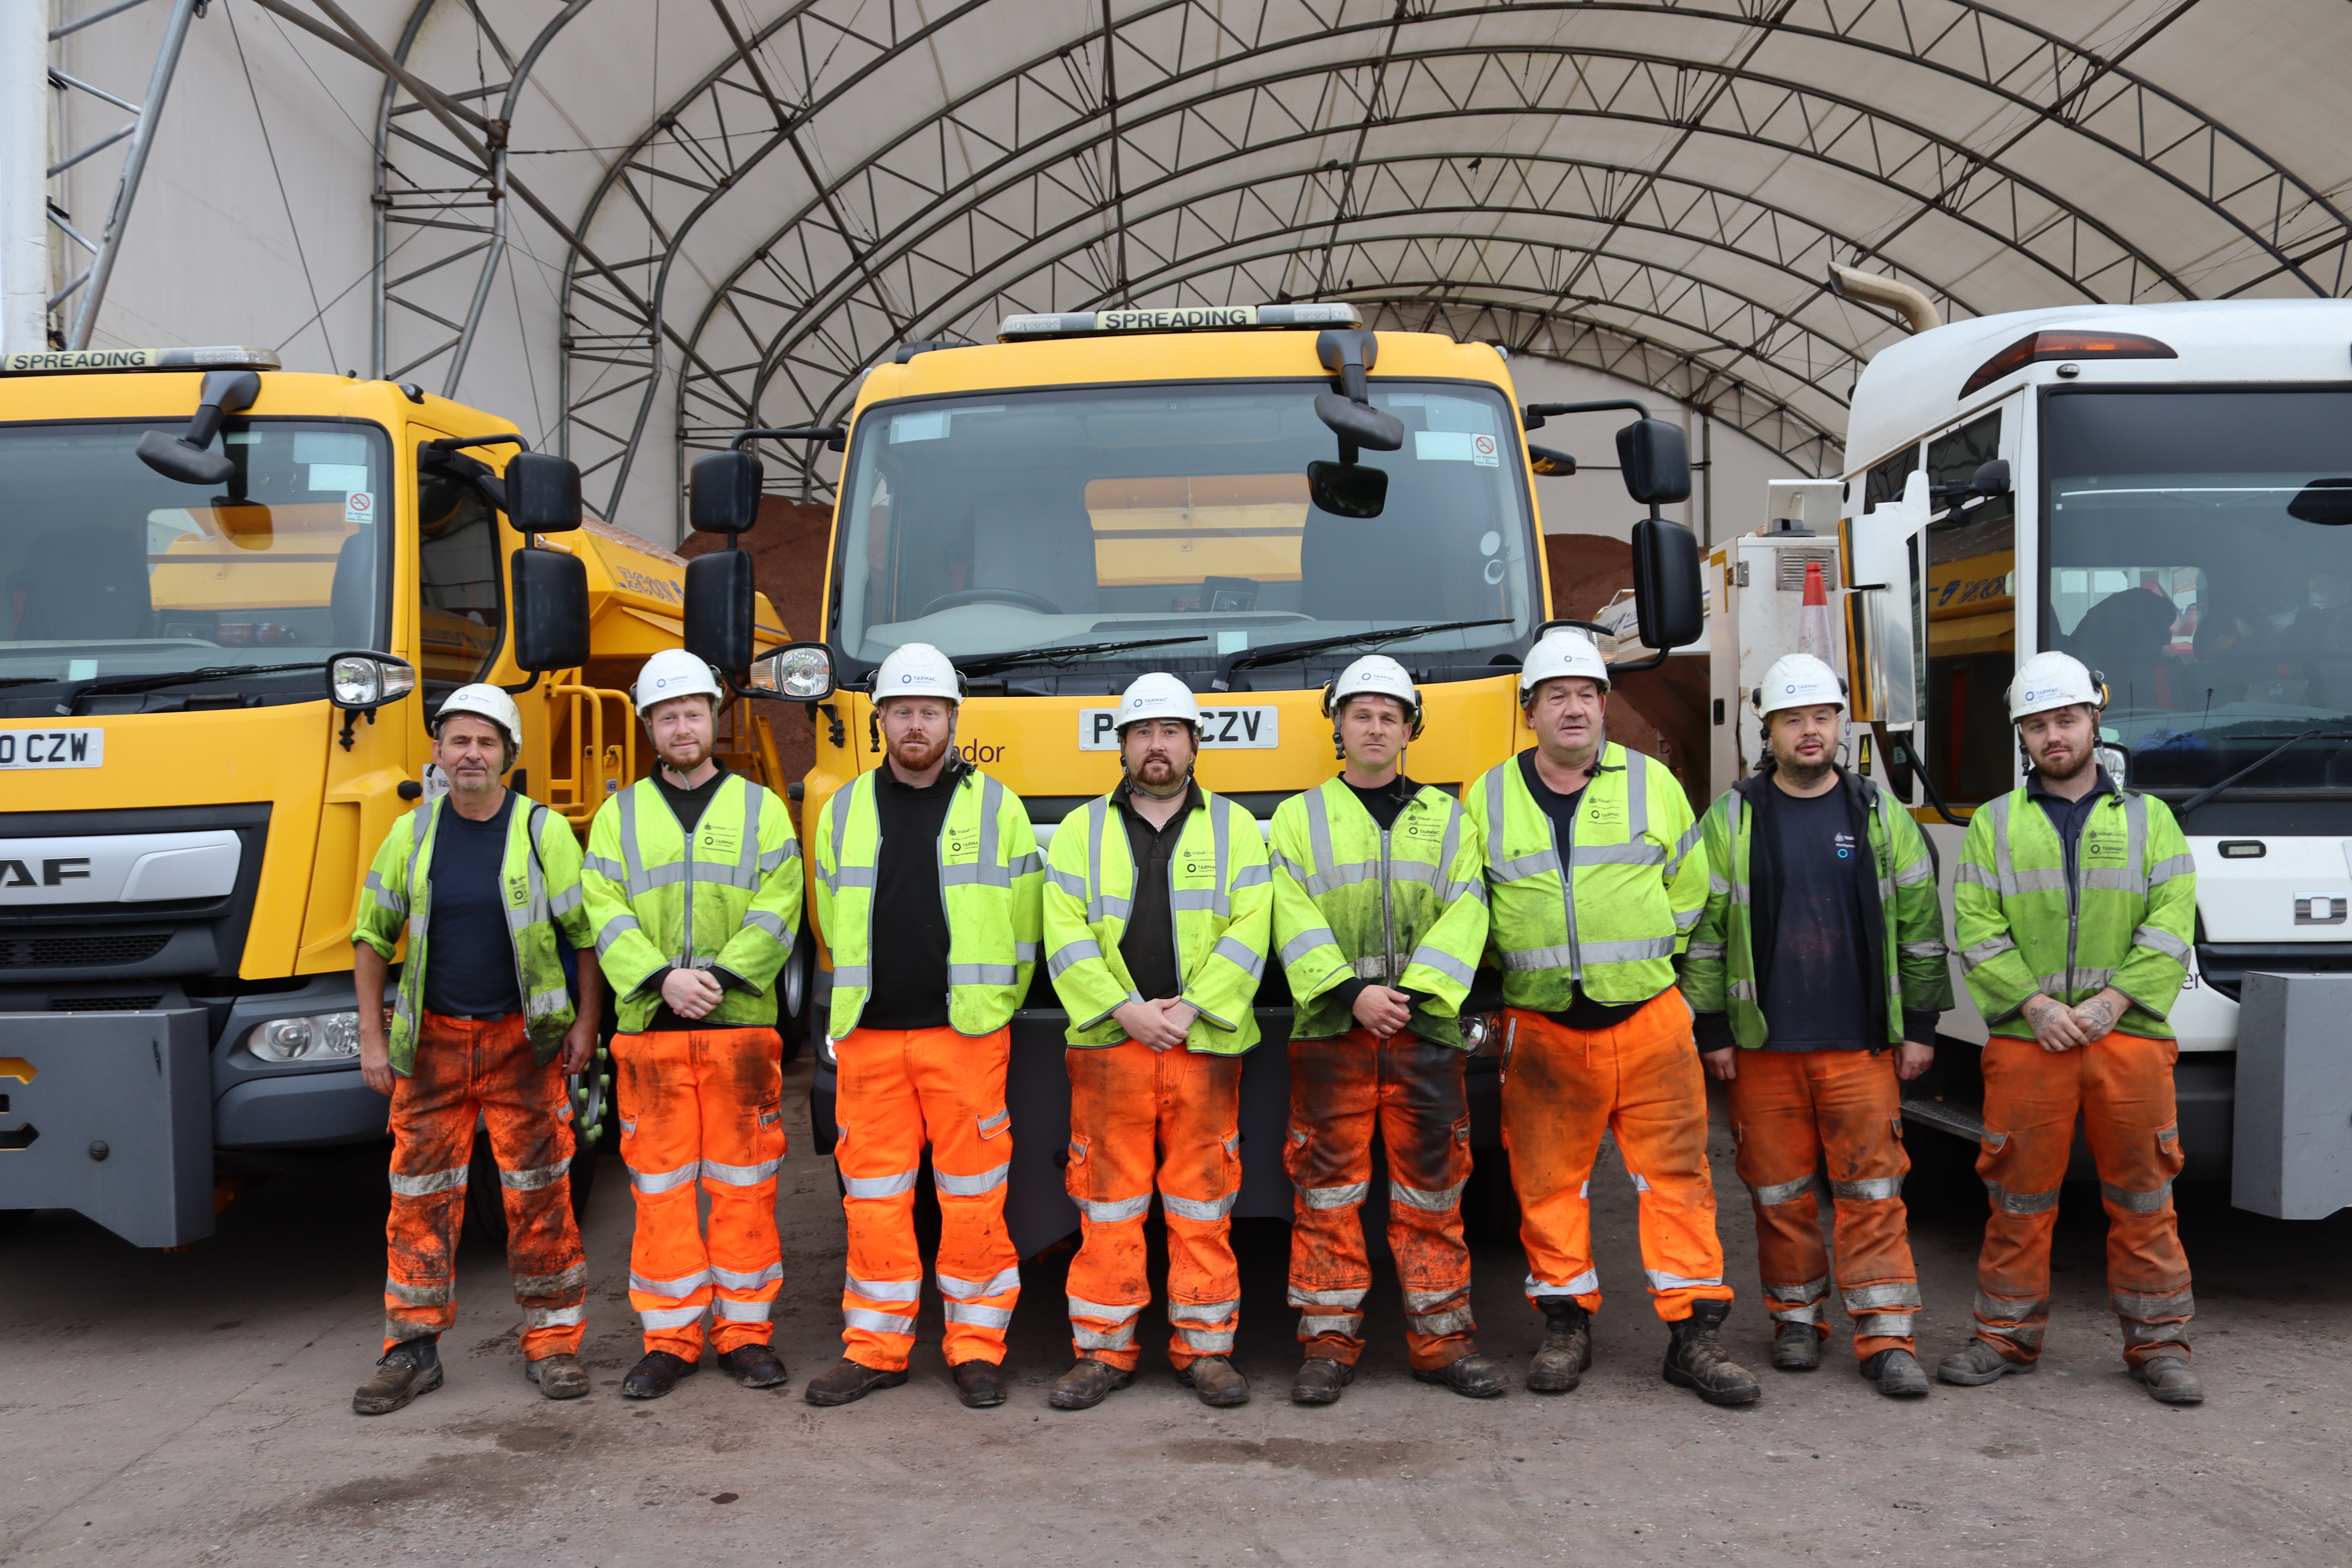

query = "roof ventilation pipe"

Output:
[[1826, 265, 1942, 334]]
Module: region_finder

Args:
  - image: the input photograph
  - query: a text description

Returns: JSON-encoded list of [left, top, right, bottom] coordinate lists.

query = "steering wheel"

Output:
[[920, 586, 1062, 616]]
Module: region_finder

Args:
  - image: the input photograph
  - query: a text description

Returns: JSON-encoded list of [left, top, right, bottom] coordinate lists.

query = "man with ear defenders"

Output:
[[1683, 653, 1952, 1399]]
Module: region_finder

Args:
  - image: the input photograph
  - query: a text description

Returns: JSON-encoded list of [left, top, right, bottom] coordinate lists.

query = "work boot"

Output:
[[524, 1353, 589, 1401], [1860, 1348, 1931, 1399], [1771, 1322, 1822, 1371], [717, 1343, 789, 1389], [802, 1356, 907, 1407], [951, 1359, 1007, 1409], [2131, 1354, 2203, 1405], [1049, 1357, 1135, 1410], [1526, 1301, 1592, 1393], [1292, 1357, 1355, 1406], [1662, 1301, 1762, 1407], [352, 1338, 443, 1416], [1414, 1351, 1510, 1399], [1175, 1356, 1251, 1408], [621, 1349, 700, 1400], [1936, 1339, 2033, 1387]]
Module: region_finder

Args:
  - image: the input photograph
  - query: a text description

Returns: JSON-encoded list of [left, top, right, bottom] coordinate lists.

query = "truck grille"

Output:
[[0, 934, 172, 969], [49, 995, 165, 1011]]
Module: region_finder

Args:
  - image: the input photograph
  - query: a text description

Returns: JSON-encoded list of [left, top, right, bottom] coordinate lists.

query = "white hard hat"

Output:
[[633, 648, 724, 716], [873, 641, 963, 705], [432, 682, 524, 760], [1114, 671, 1202, 733], [1518, 628, 1611, 703], [1326, 654, 1423, 735], [2009, 651, 2104, 722], [1753, 653, 1847, 718]]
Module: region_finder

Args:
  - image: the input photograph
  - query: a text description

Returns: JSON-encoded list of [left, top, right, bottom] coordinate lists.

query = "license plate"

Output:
[[1079, 706, 1279, 750], [0, 729, 103, 769]]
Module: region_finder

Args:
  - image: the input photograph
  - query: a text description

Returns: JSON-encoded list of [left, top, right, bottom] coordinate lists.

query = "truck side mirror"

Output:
[[1616, 418, 1691, 506], [690, 450, 764, 534], [1630, 515, 1704, 652], [684, 548, 757, 677], [504, 452, 583, 533], [1528, 444, 1576, 477], [510, 547, 589, 671], [136, 369, 262, 486]]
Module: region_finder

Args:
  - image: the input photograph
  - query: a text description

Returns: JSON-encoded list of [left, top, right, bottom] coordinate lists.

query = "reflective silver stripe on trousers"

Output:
[[1855, 1313, 1913, 1337], [1074, 1324, 1135, 1350], [1299, 1314, 1361, 1335], [1169, 1298, 1239, 1324], [711, 1262, 782, 1291], [1297, 1181, 1369, 1210], [1526, 1270, 1599, 1297], [703, 1158, 781, 1187], [2102, 1180, 2174, 1213], [1081, 1194, 1152, 1224], [935, 1161, 1010, 1196], [1389, 1176, 1466, 1211], [2122, 1320, 2190, 1345], [384, 1276, 450, 1307], [388, 1165, 468, 1198], [1843, 1282, 1921, 1312], [1402, 1287, 1461, 1312], [843, 1308, 916, 1335], [628, 1160, 704, 1195], [1769, 1299, 1824, 1325], [2112, 1288, 2194, 1319], [1068, 1294, 1142, 1321], [1176, 1327, 1236, 1353], [1289, 1285, 1368, 1308], [844, 1272, 922, 1302], [1974, 1289, 2042, 1322], [633, 1269, 712, 1296], [938, 1266, 1021, 1300], [639, 1304, 708, 1330], [513, 1263, 587, 1296], [1984, 1179, 2061, 1215], [944, 1302, 1015, 1329], [1746, 1175, 1815, 1207], [1646, 1269, 1723, 1290], [499, 1158, 572, 1192], [1830, 1175, 1903, 1201], [1162, 1191, 1238, 1223], [842, 1168, 920, 1199], [525, 1303, 585, 1328], [1406, 1308, 1475, 1337]]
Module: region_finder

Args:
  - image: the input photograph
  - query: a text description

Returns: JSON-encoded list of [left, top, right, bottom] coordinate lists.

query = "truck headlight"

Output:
[[249, 1011, 363, 1062]]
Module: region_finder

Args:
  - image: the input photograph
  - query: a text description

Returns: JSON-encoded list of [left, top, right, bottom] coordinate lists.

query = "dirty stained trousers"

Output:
[[384, 1011, 586, 1358], [833, 1024, 1021, 1370], [1285, 1029, 1476, 1371], [1974, 1031, 2194, 1366], [1063, 1038, 1244, 1372], [613, 1025, 786, 1359], [1726, 1047, 1920, 1359], [1500, 993, 1731, 1322]]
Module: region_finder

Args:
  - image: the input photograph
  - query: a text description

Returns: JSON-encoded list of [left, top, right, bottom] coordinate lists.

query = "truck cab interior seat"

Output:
[[14, 525, 151, 641], [970, 493, 1098, 616]]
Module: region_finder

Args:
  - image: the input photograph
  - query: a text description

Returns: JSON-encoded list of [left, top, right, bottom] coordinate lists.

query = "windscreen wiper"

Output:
[[1212, 619, 1511, 691], [955, 635, 1207, 680], [2174, 730, 2352, 817], [74, 661, 327, 699]]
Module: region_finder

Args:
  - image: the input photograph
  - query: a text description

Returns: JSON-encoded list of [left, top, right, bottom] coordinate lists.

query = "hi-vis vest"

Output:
[[812, 764, 1043, 1042], [355, 793, 590, 1076], [1465, 744, 1706, 1011], [1269, 777, 1489, 1047], [1681, 772, 1954, 1047], [582, 771, 803, 1034], [1042, 787, 1273, 1054], [1955, 779, 2195, 1040]]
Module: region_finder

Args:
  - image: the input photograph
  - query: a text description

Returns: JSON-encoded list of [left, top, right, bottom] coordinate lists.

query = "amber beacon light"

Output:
[[1960, 330, 2177, 397]]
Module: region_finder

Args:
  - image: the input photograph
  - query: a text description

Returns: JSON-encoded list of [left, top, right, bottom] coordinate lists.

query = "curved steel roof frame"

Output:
[[515, 0, 2345, 520]]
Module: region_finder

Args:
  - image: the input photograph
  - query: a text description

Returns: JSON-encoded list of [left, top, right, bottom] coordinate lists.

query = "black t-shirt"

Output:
[[422, 791, 524, 1019], [1343, 775, 1414, 832], [1117, 783, 1196, 1004], [1515, 750, 1644, 1031], [860, 765, 960, 1030], [1756, 785, 1875, 1051], [643, 762, 750, 1032]]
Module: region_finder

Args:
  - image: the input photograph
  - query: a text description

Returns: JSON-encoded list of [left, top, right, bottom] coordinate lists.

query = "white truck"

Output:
[[1706, 298, 2352, 1219]]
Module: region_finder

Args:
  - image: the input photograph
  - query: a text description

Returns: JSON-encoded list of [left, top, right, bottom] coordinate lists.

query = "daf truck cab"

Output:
[[0, 348, 790, 1247]]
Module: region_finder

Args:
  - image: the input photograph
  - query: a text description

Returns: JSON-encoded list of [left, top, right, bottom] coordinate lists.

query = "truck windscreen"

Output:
[[2042, 388, 2352, 789], [831, 380, 1539, 679], [0, 418, 392, 691]]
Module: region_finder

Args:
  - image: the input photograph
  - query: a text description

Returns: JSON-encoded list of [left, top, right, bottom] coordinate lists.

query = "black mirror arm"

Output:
[[729, 426, 847, 450], [1523, 397, 1652, 432], [425, 432, 529, 454]]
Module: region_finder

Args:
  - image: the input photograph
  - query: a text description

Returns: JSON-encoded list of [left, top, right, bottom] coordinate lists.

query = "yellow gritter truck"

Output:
[[0, 348, 788, 1247]]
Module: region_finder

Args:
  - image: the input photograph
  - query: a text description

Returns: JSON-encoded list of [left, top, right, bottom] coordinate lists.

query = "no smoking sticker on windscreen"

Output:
[[346, 490, 376, 524]]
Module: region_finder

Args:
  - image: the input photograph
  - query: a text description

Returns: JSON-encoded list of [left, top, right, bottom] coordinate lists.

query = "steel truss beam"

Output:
[[544, 0, 2343, 526]]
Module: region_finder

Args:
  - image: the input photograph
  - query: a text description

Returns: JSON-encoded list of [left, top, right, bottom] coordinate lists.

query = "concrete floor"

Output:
[[4, 1063, 2349, 1568]]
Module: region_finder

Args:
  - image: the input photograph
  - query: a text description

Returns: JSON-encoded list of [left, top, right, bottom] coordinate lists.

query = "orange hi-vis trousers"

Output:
[[384, 1012, 585, 1358], [613, 1027, 786, 1359], [1500, 993, 1731, 1323], [1064, 1039, 1243, 1372], [1726, 1048, 1921, 1361], [832, 1025, 1021, 1371], [1974, 1031, 2193, 1368], [1286, 1029, 1476, 1372]]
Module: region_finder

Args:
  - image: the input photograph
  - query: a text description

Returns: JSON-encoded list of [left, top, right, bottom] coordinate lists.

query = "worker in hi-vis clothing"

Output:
[[1042, 673, 1273, 1412], [804, 643, 1041, 1412], [582, 649, 803, 1401], [1683, 653, 1953, 1400], [1269, 655, 1507, 1405], [351, 684, 603, 1415], [1466, 627, 1759, 1406], [1941, 651, 2202, 1405]]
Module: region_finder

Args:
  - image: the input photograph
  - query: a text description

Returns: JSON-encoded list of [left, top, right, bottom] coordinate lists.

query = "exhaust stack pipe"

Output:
[[1827, 265, 1942, 334]]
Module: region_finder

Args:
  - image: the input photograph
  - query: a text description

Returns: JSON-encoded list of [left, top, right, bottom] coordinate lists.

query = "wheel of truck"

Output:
[[0, 1209, 31, 1240], [461, 1040, 616, 1245]]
